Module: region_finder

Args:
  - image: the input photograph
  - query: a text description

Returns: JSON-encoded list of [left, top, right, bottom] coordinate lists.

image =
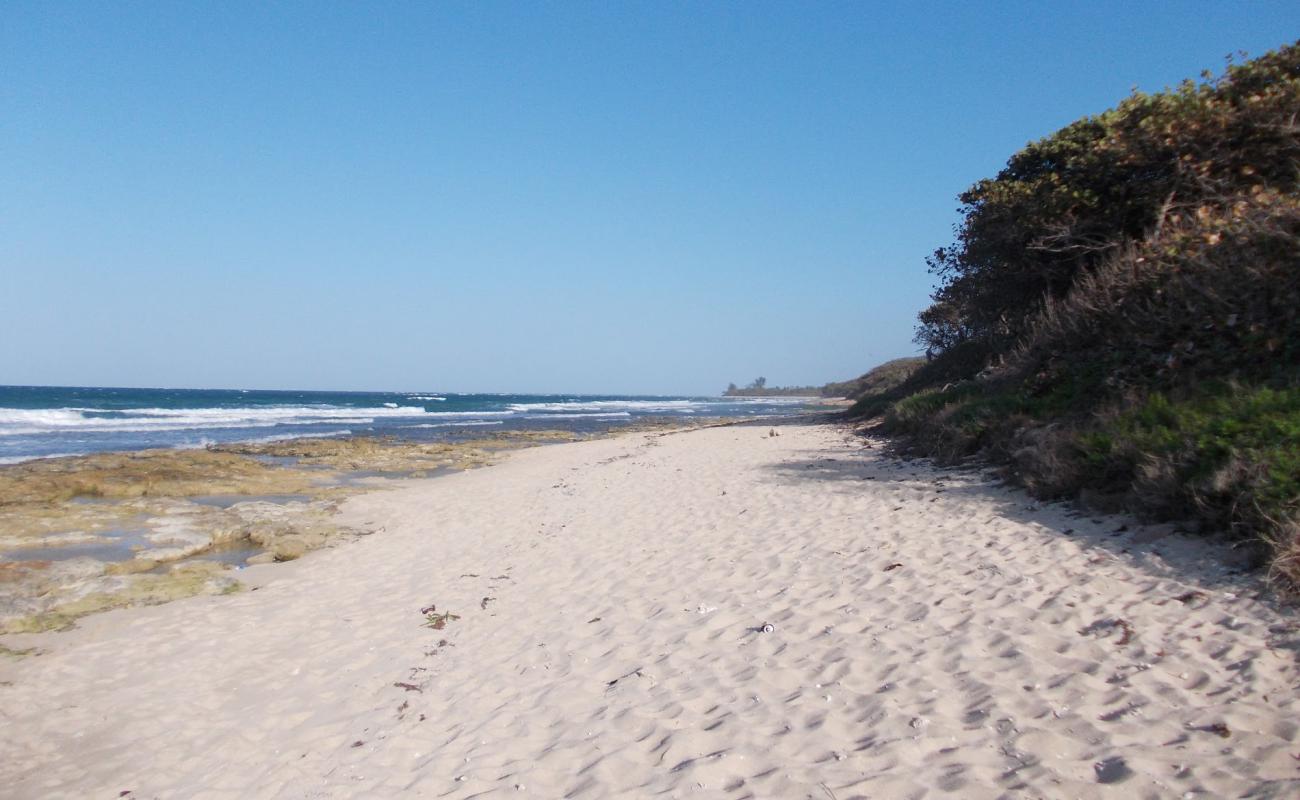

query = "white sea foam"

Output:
[[0, 405, 436, 436], [413, 411, 516, 419], [236, 430, 355, 445], [0, 452, 81, 465], [518, 412, 632, 420], [408, 396, 447, 401], [402, 421, 504, 428], [507, 400, 704, 413], [723, 396, 817, 404], [0, 409, 89, 428]]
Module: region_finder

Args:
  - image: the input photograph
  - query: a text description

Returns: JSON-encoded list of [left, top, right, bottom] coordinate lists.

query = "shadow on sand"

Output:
[[761, 423, 1287, 605]]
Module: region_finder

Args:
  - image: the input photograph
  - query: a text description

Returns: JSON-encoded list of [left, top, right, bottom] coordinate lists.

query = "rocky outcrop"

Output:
[[0, 560, 240, 634], [0, 426, 698, 631]]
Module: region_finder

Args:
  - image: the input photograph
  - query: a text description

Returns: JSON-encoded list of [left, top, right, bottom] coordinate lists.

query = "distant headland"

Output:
[[722, 357, 925, 398]]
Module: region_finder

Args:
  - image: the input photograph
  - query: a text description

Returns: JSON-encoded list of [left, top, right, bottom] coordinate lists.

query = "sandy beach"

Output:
[[1, 421, 1297, 799]]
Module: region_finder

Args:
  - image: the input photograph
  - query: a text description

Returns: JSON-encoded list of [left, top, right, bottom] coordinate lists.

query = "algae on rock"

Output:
[[0, 424, 707, 632], [1, 561, 241, 634]]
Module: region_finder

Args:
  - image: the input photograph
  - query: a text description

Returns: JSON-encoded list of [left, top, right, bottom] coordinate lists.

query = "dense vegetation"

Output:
[[851, 43, 1300, 585]]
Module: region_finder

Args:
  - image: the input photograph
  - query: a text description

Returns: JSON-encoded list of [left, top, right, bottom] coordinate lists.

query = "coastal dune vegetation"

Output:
[[722, 357, 925, 398], [847, 42, 1300, 585]]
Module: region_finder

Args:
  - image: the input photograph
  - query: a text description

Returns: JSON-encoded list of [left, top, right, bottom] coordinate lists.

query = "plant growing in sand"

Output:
[[421, 604, 461, 630]]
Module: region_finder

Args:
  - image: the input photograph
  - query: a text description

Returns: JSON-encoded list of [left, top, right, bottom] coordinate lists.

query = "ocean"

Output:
[[0, 386, 829, 464]]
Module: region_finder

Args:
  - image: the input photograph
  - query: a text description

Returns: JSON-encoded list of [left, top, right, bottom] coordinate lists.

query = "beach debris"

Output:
[[420, 604, 461, 629], [1097, 700, 1146, 722], [1189, 721, 1232, 738], [423, 638, 451, 657], [883, 563, 904, 572], [1114, 619, 1134, 646], [759, 622, 775, 633], [696, 603, 718, 614], [768, 428, 779, 437], [1079, 617, 1135, 646], [351, 740, 364, 748], [393, 682, 423, 693], [1092, 756, 1132, 784], [480, 596, 494, 610], [425, 611, 460, 629], [606, 666, 645, 687], [1175, 590, 1207, 605], [587, 617, 601, 623]]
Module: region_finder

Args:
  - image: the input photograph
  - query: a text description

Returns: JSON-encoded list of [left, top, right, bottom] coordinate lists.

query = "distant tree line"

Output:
[[722, 377, 822, 397], [722, 362, 925, 398]]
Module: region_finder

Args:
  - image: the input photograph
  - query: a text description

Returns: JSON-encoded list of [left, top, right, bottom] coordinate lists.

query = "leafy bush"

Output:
[[1078, 387, 1300, 528], [854, 42, 1300, 587], [918, 43, 1300, 356]]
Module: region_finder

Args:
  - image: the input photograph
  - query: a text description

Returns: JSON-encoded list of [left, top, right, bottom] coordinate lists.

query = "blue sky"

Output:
[[2, 2, 1297, 394]]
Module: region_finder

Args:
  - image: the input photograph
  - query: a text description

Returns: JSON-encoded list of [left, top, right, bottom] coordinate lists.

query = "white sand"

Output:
[[1, 423, 1297, 799]]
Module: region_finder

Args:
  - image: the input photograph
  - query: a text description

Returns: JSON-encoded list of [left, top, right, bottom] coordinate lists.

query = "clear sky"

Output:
[[2, 2, 1297, 394]]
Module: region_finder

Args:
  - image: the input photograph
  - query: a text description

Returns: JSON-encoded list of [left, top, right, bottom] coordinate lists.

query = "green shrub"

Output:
[[1081, 387, 1300, 525], [853, 43, 1300, 587], [917, 41, 1300, 355]]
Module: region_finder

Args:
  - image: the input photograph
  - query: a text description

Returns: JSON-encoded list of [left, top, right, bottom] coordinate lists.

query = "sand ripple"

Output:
[[0, 423, 1296, 798]]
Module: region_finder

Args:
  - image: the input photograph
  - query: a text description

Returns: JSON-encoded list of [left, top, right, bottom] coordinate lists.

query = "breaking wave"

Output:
[[0, 405, 433, 437]]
